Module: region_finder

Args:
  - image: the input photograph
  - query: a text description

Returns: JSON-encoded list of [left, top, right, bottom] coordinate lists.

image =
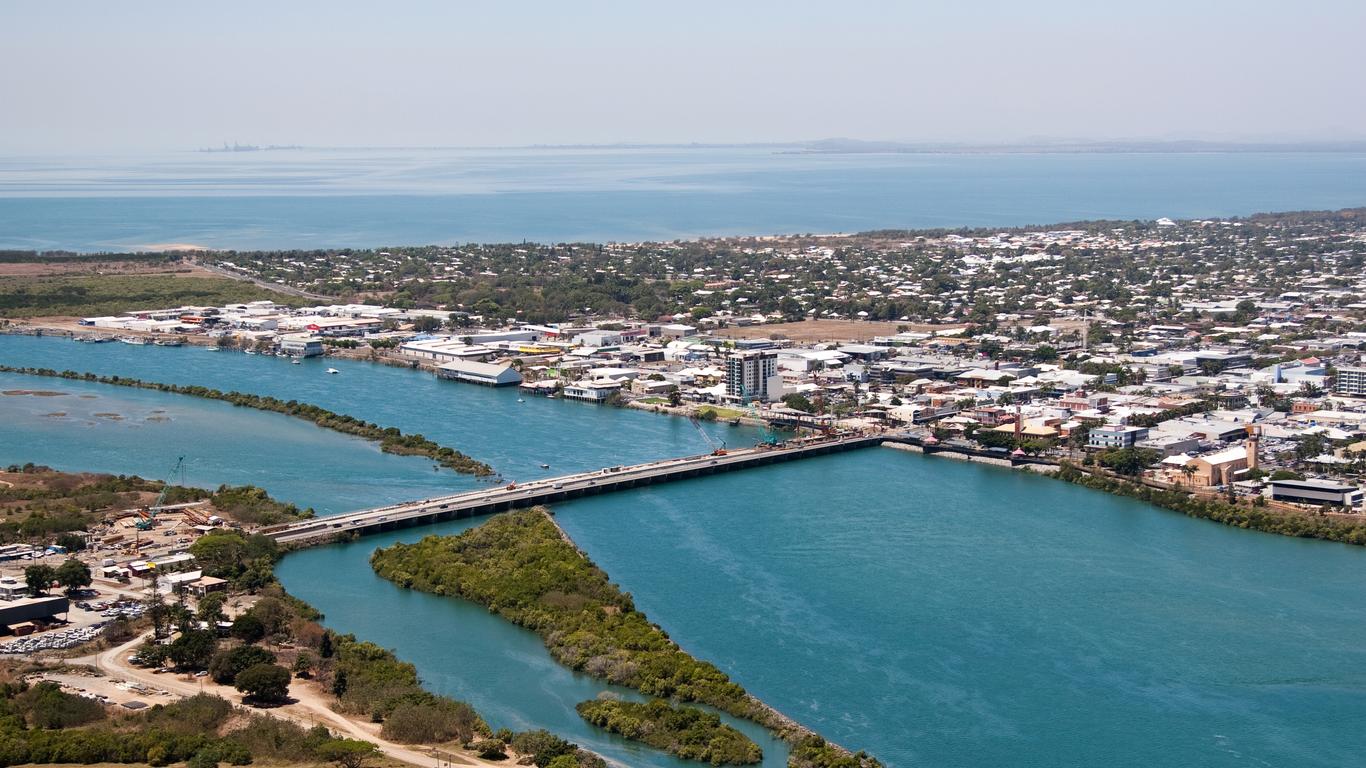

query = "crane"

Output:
[[137, 455, 185, 531], [745, 401, 782, 446], [688, 416, 727, 456]]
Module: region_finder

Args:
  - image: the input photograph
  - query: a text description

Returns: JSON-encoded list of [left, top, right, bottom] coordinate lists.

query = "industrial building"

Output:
[[1268, 478, 1364, 507], [436, 360, 523, 387], [0, 596, 69, 635]]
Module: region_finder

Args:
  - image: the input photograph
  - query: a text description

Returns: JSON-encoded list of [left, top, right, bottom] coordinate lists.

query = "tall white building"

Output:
[[726, 350, 780, 402], [1336, 366, 1366, 397]]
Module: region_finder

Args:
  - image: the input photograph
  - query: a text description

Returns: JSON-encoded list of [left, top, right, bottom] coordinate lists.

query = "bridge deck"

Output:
[[268, 433, 889, 545]]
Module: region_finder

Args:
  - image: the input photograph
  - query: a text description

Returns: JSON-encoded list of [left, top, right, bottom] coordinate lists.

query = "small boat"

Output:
[[291, 359, 301, 365], [244, 349, 257, 355], [154, 338, 183, 347], [517, 398, 525, 403], [539, 463, 550, 469], [326, 368, 340, 375], [119, 336, 150, 346]]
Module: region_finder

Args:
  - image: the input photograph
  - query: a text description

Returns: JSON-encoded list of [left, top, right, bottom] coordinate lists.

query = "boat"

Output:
[[154, 338, 183, 347], [291, 359, 301, 365], [326, 368, 340, 375], [539, 463, 550, 469], [119, 336, 150, 346], [517, 398, 525, 403]]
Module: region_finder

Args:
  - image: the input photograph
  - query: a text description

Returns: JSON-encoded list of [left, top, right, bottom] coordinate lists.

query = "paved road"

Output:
[[194, 260, 337, 302], [271, 434, 885, 545]]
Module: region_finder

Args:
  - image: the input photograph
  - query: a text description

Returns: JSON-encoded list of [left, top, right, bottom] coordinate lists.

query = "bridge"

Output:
[[265, 432, 894, 546]]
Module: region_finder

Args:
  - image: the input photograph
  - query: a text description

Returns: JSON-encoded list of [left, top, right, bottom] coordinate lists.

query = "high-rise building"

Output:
[[1335, 366, 1366, 397], [726, 350, 778, 402]]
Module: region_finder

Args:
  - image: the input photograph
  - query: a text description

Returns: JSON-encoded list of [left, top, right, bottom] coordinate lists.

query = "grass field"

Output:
[[0, 274, 307, 318]]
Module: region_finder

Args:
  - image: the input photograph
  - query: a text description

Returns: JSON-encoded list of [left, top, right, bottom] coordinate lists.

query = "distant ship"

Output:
[[326, 368, 340, 375]]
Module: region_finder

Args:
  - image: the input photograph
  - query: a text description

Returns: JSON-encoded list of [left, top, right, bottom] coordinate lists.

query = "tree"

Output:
[[168, 630, 218, 670], [230, 613, 267, 644], [24, 564, 56, 597], [54, 558, 91, 596], [782, 393, 814, 413], [1097, 447, 1161, 476], [234, 663, 292, 704], [293, 651, 316, 679], [197, 592, 227, 624], [319, 739, 379, 768], [54, 532, 86, 552], [410, 316, 441, 333], [209, 644, 277, 685]]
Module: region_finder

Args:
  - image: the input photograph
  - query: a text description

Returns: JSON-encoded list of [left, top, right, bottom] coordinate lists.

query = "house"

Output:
[[562, 381, 622, 402]]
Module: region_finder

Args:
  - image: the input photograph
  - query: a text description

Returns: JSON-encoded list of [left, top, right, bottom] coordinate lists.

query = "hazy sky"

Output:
[[3, 0, 1363, 154]]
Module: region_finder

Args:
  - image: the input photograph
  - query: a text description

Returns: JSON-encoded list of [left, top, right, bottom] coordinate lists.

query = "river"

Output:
[[2, 335, 1364, 768]]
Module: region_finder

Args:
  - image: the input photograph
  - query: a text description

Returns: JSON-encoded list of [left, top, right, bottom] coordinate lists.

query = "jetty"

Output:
[[265, 432, 891, 545]]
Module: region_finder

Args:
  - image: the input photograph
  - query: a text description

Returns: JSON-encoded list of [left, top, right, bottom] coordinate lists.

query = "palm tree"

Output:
[[1180, 463, 1197, 487]]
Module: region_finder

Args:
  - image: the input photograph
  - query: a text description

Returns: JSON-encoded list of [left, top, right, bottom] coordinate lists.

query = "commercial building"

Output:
[[1268, 478, 1364, 507], [1087, 425, 1150, 450], [277, 334, 323, 357], [725, 350, 781, 402], [1335, 365, 1366, 397], [436, 360, 523, 387]]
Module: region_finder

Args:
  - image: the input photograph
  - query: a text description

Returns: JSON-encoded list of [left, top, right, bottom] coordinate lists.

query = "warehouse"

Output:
[[1268, 478, 1364, 507], [436, 360, 523, 387], [0, 596, 69, 635]]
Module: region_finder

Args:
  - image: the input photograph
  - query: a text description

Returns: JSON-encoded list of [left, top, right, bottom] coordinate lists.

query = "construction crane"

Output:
[[745, 401, 782, 446], [688, 416, 727, 456], [137, 456, 185, 531]]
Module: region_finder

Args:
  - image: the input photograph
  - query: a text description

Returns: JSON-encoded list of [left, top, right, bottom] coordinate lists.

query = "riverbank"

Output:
[[0, 365, 494, 477]]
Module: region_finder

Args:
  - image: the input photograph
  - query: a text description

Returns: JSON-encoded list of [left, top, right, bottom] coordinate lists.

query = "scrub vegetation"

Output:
[[0, 274, 305, 319], [0, 464, 311, 544], [0, 681, 376, 768], [575, 698, 762, 765], [371, 508, 881, 768], [0, 366, 494, 476], [1057, 462, 1366, 545]]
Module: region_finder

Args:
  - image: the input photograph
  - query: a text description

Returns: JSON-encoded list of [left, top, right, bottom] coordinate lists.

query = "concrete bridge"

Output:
[[265, 432, 895, 546]]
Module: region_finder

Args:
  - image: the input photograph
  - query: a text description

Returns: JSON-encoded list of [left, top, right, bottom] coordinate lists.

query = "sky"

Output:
[[2, 0, 1364, 154]]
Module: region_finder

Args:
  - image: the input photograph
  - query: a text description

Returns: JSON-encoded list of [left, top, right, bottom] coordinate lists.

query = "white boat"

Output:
[[119, 336, 150, 346], [517, 398, 525, 403], [326, 368, 340, 375], [291, 359, 301, 365]]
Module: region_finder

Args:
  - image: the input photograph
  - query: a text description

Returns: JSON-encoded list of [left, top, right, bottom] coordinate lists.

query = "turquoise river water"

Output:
[[1, 334, 1364, 768]]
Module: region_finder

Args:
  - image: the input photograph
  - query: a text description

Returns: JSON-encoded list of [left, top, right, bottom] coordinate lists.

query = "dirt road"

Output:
[[68, 633, 496, 768]]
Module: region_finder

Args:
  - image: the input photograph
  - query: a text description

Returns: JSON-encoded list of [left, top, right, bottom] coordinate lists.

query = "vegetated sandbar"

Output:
[[576, 697, 763, 766], [0, 365, 494, 477], [370, 508, 883, 768]]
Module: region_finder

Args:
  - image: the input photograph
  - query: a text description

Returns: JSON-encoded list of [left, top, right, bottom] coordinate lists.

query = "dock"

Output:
[[265, 432, 890, 545]]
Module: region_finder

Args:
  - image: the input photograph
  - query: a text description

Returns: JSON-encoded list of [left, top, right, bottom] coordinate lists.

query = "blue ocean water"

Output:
[[1, 148, 1364, 250], [2, 336, 1364, 768]]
